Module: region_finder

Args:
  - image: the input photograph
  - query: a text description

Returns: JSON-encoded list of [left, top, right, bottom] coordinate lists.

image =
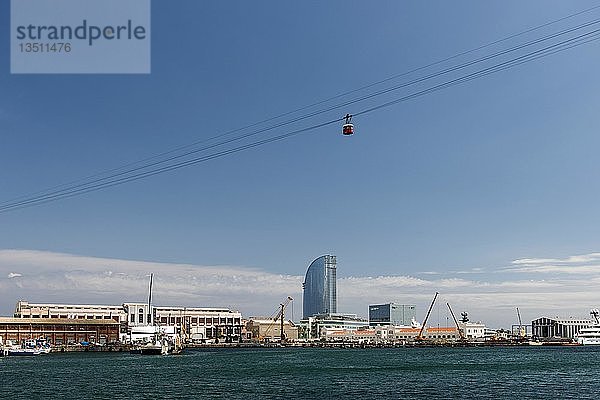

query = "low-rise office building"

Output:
[[322, 325, 459, 343], [299, 313, 369, 339], [369, 303, 416, 327]]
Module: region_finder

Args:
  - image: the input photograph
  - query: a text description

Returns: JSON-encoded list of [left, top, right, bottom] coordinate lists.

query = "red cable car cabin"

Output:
[[342, 123, 354, 135], [342, 114, 354, 135]]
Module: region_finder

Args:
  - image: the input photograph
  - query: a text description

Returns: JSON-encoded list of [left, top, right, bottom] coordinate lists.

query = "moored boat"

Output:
[[128, 274, 183, 356], [6, 338, 52, 356], [8, 347, 41, 356], [575, 309, 600, 345]]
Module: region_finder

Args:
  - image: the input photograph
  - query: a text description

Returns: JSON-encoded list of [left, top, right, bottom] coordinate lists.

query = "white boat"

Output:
[[128, 274, 182, 355], [8, 347, 41, 356], [575, 309, 600, 345], [130, 334, 170, 355], [7, 338, 52, 356]]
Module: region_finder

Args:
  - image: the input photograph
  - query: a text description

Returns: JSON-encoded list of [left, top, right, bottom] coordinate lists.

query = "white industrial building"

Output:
[[13, 300, 243, 343], [531, 316, 593, 339]]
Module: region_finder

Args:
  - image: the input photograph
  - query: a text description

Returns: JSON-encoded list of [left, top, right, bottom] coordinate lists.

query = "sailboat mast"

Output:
[[148, 273, 154, 326]]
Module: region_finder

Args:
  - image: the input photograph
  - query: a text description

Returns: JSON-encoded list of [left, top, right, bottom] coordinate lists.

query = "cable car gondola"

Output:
[[342, 114, 354, 136]]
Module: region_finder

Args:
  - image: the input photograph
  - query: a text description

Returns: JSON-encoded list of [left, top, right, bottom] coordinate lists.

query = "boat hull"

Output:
[[577, 337, 600, 345], [8, 349, 40, 356]]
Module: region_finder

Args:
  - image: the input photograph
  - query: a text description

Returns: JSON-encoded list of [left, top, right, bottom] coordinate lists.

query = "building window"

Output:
[[130, 314, 135, 323], [138, 308, 144, 324]]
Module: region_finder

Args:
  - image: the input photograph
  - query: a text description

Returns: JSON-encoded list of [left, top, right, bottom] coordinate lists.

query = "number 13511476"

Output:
[[19, 42, 71, 53]]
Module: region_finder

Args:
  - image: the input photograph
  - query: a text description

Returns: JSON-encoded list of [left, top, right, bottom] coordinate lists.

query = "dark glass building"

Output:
[[302, 255, 337, 319], [369, 303, 416, 326]]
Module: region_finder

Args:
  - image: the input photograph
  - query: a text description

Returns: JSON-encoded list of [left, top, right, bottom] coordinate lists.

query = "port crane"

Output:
[[263, 296, 293, 343], [446, 302, 466, 342], [516, 307, 526, 339], [416, 292, 439, 341]]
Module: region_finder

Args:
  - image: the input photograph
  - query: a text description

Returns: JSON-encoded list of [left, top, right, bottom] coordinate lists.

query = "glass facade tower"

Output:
[[302, 255, 337, 319], [369, 303, 417, 326]]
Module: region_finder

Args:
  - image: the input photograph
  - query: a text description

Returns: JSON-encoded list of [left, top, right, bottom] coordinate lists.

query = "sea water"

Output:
[[1, 346, 599, 399]]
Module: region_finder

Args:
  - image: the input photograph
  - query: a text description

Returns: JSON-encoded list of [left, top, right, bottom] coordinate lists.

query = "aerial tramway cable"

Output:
[[2, 10, 600, 213]]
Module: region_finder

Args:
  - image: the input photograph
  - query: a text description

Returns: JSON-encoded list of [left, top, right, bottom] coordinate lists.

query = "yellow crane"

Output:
[[262, 296, 293, 343]]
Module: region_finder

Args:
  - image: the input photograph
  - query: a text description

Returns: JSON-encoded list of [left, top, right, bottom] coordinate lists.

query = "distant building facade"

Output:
[[302, 255, 337, 319], [13, 300, 242, 343], [0, 317, 120, 345], [299, 313, 368, 339], [322, 325, 460, 343], [532, 316, 593, 339], [458, 321, 486, 340], [369, 303, 416, 326], [245, 318, 299, 342], [14, 300, 125, 322]]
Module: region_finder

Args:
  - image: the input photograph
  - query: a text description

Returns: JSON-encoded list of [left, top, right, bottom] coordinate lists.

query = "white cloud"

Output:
[[512, 252, 600, 266], [505, 264, 600, 274], [507, 252, 600, 275], [0, 249, 599, 328]]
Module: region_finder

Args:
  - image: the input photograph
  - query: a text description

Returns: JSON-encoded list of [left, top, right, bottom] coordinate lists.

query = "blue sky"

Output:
[[2, 1, 600, 326]]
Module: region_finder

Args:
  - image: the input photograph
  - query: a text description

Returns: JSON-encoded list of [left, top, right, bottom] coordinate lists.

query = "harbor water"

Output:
[[2, 346, 600, 399]]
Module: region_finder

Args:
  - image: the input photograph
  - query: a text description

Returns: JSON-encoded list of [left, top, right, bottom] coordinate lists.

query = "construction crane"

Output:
[[417, 292, 439, 341], [263, 296, 293, 343], [516, 307, 525, 339], [446, 302, 466, 342]]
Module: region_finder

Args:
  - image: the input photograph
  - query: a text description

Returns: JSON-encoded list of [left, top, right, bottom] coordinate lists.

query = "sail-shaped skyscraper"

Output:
[[302, 255, 337, 319]]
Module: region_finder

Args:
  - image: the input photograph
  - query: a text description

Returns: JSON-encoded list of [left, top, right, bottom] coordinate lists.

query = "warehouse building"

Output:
[[0, 317, 120, 345], [531, 316, 593, 339], [12, 300, 243, 343]]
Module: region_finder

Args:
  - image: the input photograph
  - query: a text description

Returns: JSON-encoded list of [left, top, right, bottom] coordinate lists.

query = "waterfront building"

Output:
[[324, 328, 377, 343], [299, 313, 368, 339], [302, 255, 337, 319], [531, 316, 593, 339], [388, 326, 459, 342], [322, 325, 459, 343], [424, 327, 460, 341], [369, 303, 416, 327], [245, 318, 299, 342], [458, 321, 486, 340], [153, 306, 243, 343], [0, 317, 120, 345], [14, 300, 125, 322], [13, 300, 243, 343]]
